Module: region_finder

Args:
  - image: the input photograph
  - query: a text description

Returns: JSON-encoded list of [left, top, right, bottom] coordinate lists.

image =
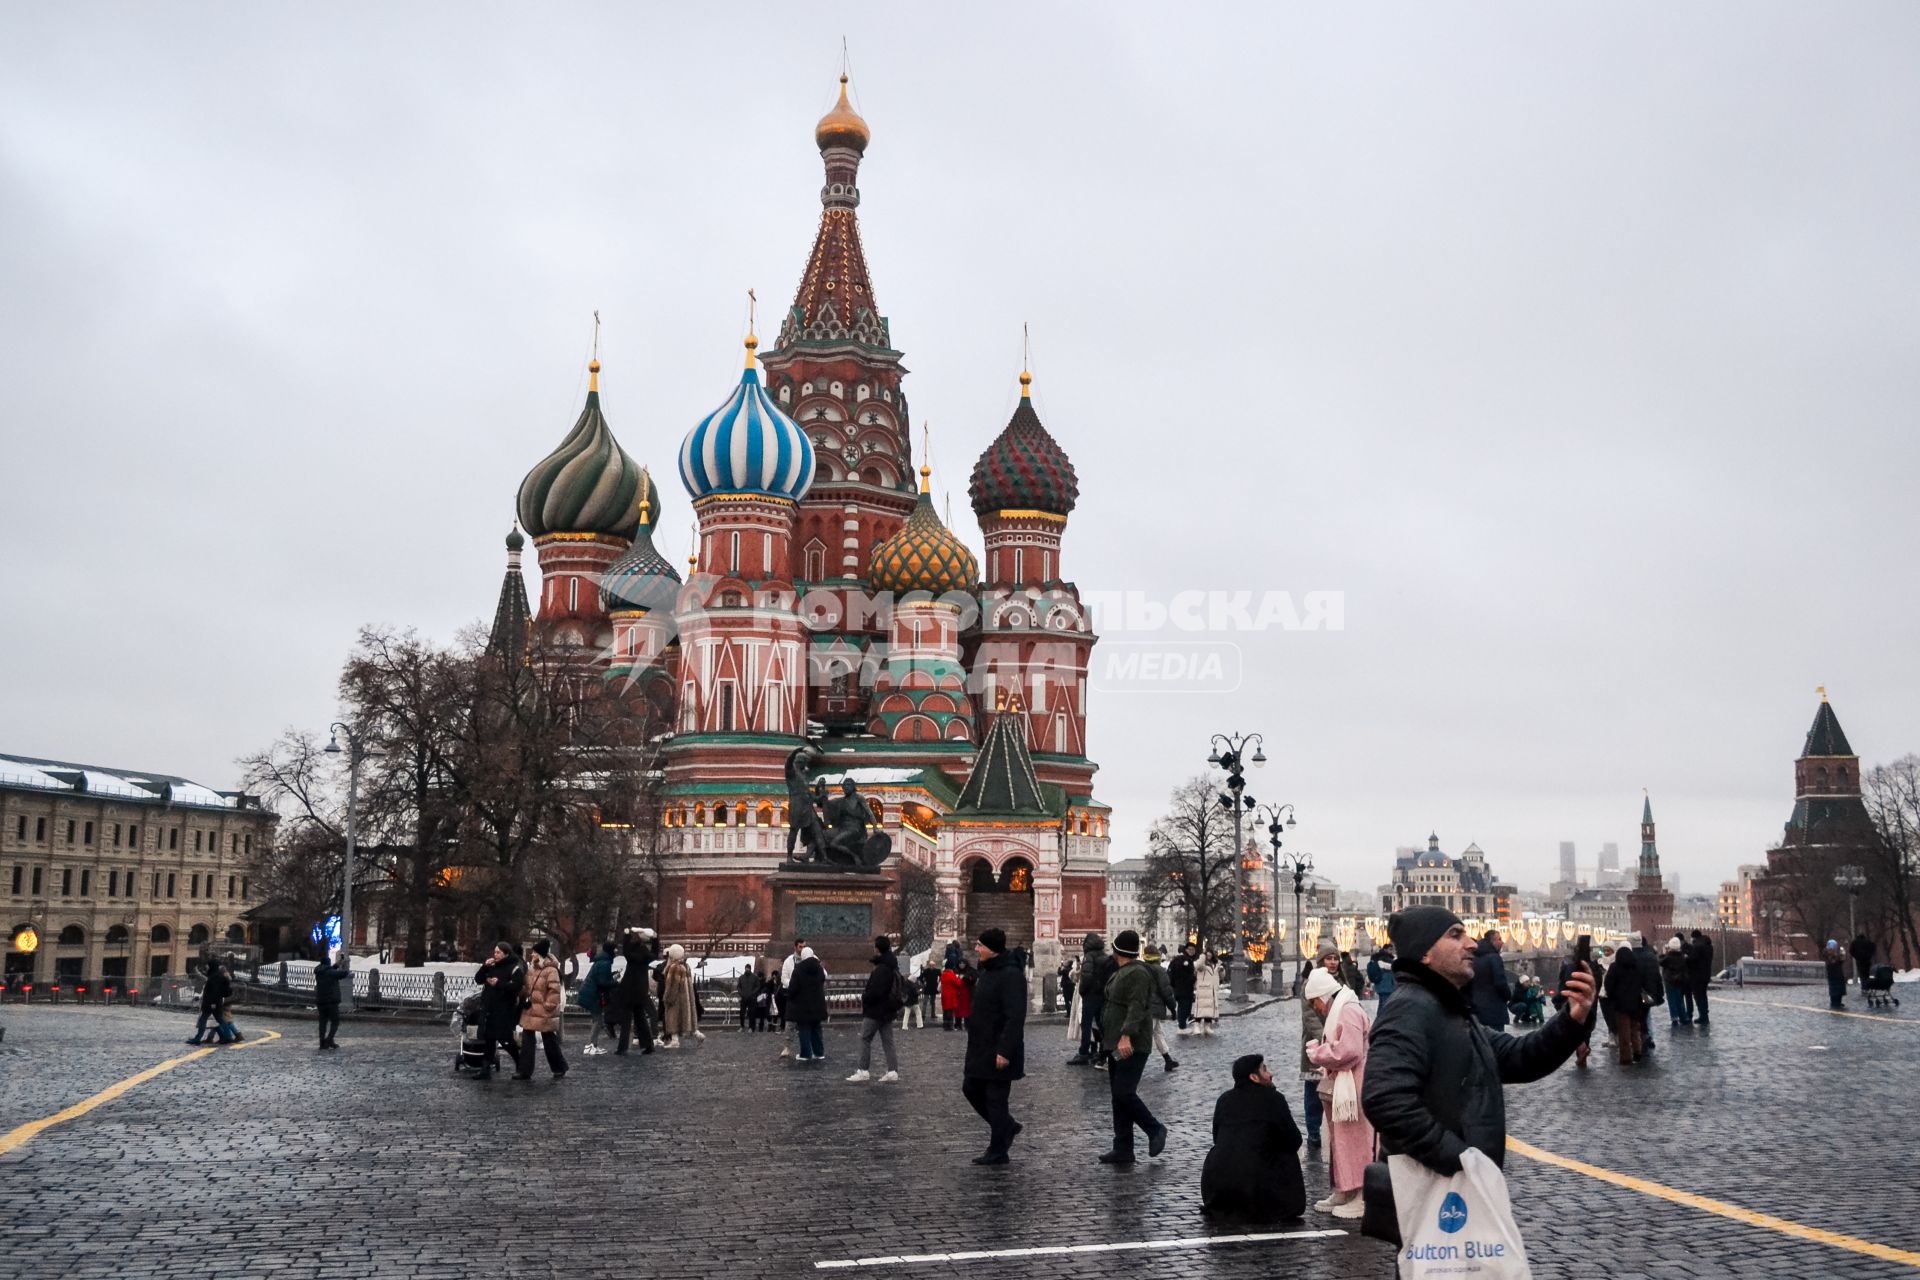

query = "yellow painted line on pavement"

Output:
[[0, 1029, 282, 1157], [1713, 994, 1916, 1025], [1508, 1137, 1920, 1269]]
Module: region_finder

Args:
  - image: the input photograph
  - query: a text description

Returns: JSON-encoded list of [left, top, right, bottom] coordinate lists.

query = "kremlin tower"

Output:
[[496, 74, 1110, 979], [1627, 791, 1674, 941]]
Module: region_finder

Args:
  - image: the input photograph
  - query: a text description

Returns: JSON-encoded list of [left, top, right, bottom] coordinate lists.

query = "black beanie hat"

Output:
[[1112, 929, 1141, 957], [1232, 1053, 1265, 1086], [532, 938, 551, 958], [978, 926, 1007, 954], [874, 935, 893, 955], [1388, 906, 1463, 965]]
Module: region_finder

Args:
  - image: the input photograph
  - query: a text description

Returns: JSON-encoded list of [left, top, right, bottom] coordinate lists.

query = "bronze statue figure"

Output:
[[782, 746, 890, 873]]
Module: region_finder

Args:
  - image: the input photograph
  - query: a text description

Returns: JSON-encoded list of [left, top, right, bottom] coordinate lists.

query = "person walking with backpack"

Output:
[[1068, 933, 1112, 1065], [313, 949, 350, 1050], [848, 935, 905, 1083], [515, 938, 569, 1080], [1099, 930, 1169, 1166]]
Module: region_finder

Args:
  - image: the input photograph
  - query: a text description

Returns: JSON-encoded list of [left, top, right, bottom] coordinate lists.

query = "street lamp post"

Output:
[[1255, 802, 1299, 995], [1208, 731, 1265, 1002], [1835, 865, 1867, 980], [324, 722, 375, 1009]]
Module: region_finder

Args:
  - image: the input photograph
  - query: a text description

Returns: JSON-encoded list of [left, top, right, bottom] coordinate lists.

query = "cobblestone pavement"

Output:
[[0, 985, 1915, 1279]]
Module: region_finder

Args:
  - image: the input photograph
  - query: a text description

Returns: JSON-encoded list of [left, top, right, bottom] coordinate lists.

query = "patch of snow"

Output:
[[166, 781, 236, 808], [1894, 969, 1919, 984], [816, 767, 920, 785], [0, 758, 76, 791]]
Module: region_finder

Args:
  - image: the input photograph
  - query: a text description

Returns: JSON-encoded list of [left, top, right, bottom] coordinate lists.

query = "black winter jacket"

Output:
[[787, 955, 828, 1023], [1685, 935, 1714, 984], [1168, 953, 1198, 996], [1362, 962, 1584, 1174], [963, 952, 1026, 1081], [861, 953, 904, 1020], [313, 959, 350, 1006], [1602, 950, 1644, 1014], [1633, 944, 1664, 1004], [200, 969, 232, 1013], [1466, 938, 1512, 1028]]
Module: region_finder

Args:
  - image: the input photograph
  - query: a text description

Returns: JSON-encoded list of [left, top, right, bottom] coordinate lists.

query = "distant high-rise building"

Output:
[[1598, 842, 1620, 873], [1596, 841, 1625, 888], [1558, 841, 1576, 884]]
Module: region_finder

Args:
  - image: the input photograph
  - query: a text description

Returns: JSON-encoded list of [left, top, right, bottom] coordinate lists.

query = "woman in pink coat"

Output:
[[1303, 966, 1374, 1218]]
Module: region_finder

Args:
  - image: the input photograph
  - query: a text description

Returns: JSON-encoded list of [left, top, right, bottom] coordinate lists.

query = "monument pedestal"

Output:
[[766, 866, 899, 973]]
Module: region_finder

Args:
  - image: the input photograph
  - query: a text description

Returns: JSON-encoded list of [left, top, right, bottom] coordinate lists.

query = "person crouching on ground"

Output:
[[659, 944, 701, 1049], [1099, 929, 1169, 1166], [516, 938, 568, 1080], [1201, 1053, 1306, 1222], [848, 935, 904, 1083], [1303, 966, 1373, 1219], [963, 927, 1027, 1165], [472, 941, 524, 1081]]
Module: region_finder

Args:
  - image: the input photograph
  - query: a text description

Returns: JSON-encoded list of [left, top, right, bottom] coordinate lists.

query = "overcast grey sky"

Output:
[[3, 4, 1916, 898]]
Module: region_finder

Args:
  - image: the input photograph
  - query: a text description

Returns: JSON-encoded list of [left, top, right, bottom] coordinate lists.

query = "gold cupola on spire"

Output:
[[815, 73, 871, 154]]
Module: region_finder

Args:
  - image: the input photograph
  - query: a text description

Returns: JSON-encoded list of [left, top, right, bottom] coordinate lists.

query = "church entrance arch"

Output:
[[959, 852, 1035, 952]]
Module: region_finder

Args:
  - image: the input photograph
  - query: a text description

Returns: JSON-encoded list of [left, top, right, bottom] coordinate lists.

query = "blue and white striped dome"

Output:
[[679, 337, 815, 502]]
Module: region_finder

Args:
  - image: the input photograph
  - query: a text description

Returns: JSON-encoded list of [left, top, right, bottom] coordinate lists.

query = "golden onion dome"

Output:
[[868, 465, 979, 597], [815, 74, 870, 154]]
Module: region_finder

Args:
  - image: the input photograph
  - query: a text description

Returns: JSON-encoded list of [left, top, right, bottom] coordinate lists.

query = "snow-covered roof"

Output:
[[0, 754, 248, 811], [815, 768, 922, 785]]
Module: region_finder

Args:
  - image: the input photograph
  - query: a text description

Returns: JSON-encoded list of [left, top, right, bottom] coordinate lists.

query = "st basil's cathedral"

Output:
[[491, 77, 1110, 975]]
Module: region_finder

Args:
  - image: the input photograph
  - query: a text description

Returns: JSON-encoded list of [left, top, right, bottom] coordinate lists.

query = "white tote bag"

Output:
[[1388, 1148, 1531, 1279]]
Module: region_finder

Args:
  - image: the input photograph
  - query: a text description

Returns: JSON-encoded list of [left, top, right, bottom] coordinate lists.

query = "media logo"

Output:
[[1437, 1191, 1469, 1234]]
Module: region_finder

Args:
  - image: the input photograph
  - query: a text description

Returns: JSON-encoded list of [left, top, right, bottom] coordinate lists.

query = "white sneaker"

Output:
[[693, 1030, 706, 1042], [664, 1037, 680, 1049], [845, 1069, 872, 1083], [878, 1070, 900, 1083], [1331, 1199, 1366, 1220], [779, 1046, 791, 1058], [1313, 1195, 1338, 1213]]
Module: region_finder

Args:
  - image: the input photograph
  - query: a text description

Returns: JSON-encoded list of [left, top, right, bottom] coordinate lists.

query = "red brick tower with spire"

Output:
[[1627, 791, 1674, 940], [757, 75, 917, 605]]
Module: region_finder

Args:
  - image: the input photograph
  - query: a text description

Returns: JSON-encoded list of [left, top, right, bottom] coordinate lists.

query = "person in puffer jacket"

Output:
[[516, 938, 568, 1080]]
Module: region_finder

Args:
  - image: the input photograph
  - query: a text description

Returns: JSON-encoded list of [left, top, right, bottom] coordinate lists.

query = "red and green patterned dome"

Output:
[[869, 467, 979, 596], [969, 371, 1078, 519]]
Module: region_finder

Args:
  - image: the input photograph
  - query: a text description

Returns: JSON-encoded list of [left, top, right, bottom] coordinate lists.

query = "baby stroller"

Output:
[[1864, 964, 1900, 1009], [454, 993, 490, 1073], [1508, 980, 1547, 1025]]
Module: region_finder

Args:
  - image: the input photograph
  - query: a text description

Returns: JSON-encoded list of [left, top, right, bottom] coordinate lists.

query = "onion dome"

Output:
[[679, 335, 816, 502], [599, 477, 683, 614], [517, 360, 651, 540], [869, 465, 980, 595], [969, 370, 1079, 519], [815, 73, 870, 154], [505, 525, 525, 554]]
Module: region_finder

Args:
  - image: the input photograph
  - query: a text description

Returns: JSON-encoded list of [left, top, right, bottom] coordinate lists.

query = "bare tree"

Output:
[[698, 887, 761, 964], [1141, 776, 1241, 952], [897, 858, 937, 958], [239, 728, 347, 951], [339, 626, 469, 966], [1862, 755, 1920, 969]]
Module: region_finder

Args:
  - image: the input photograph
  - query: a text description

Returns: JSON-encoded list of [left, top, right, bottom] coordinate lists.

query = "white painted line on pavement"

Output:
[[813, 1228, 1348, 1269]]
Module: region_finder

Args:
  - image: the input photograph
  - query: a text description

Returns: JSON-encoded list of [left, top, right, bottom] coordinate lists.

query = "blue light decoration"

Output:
[[310, 914, 343, 951]]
